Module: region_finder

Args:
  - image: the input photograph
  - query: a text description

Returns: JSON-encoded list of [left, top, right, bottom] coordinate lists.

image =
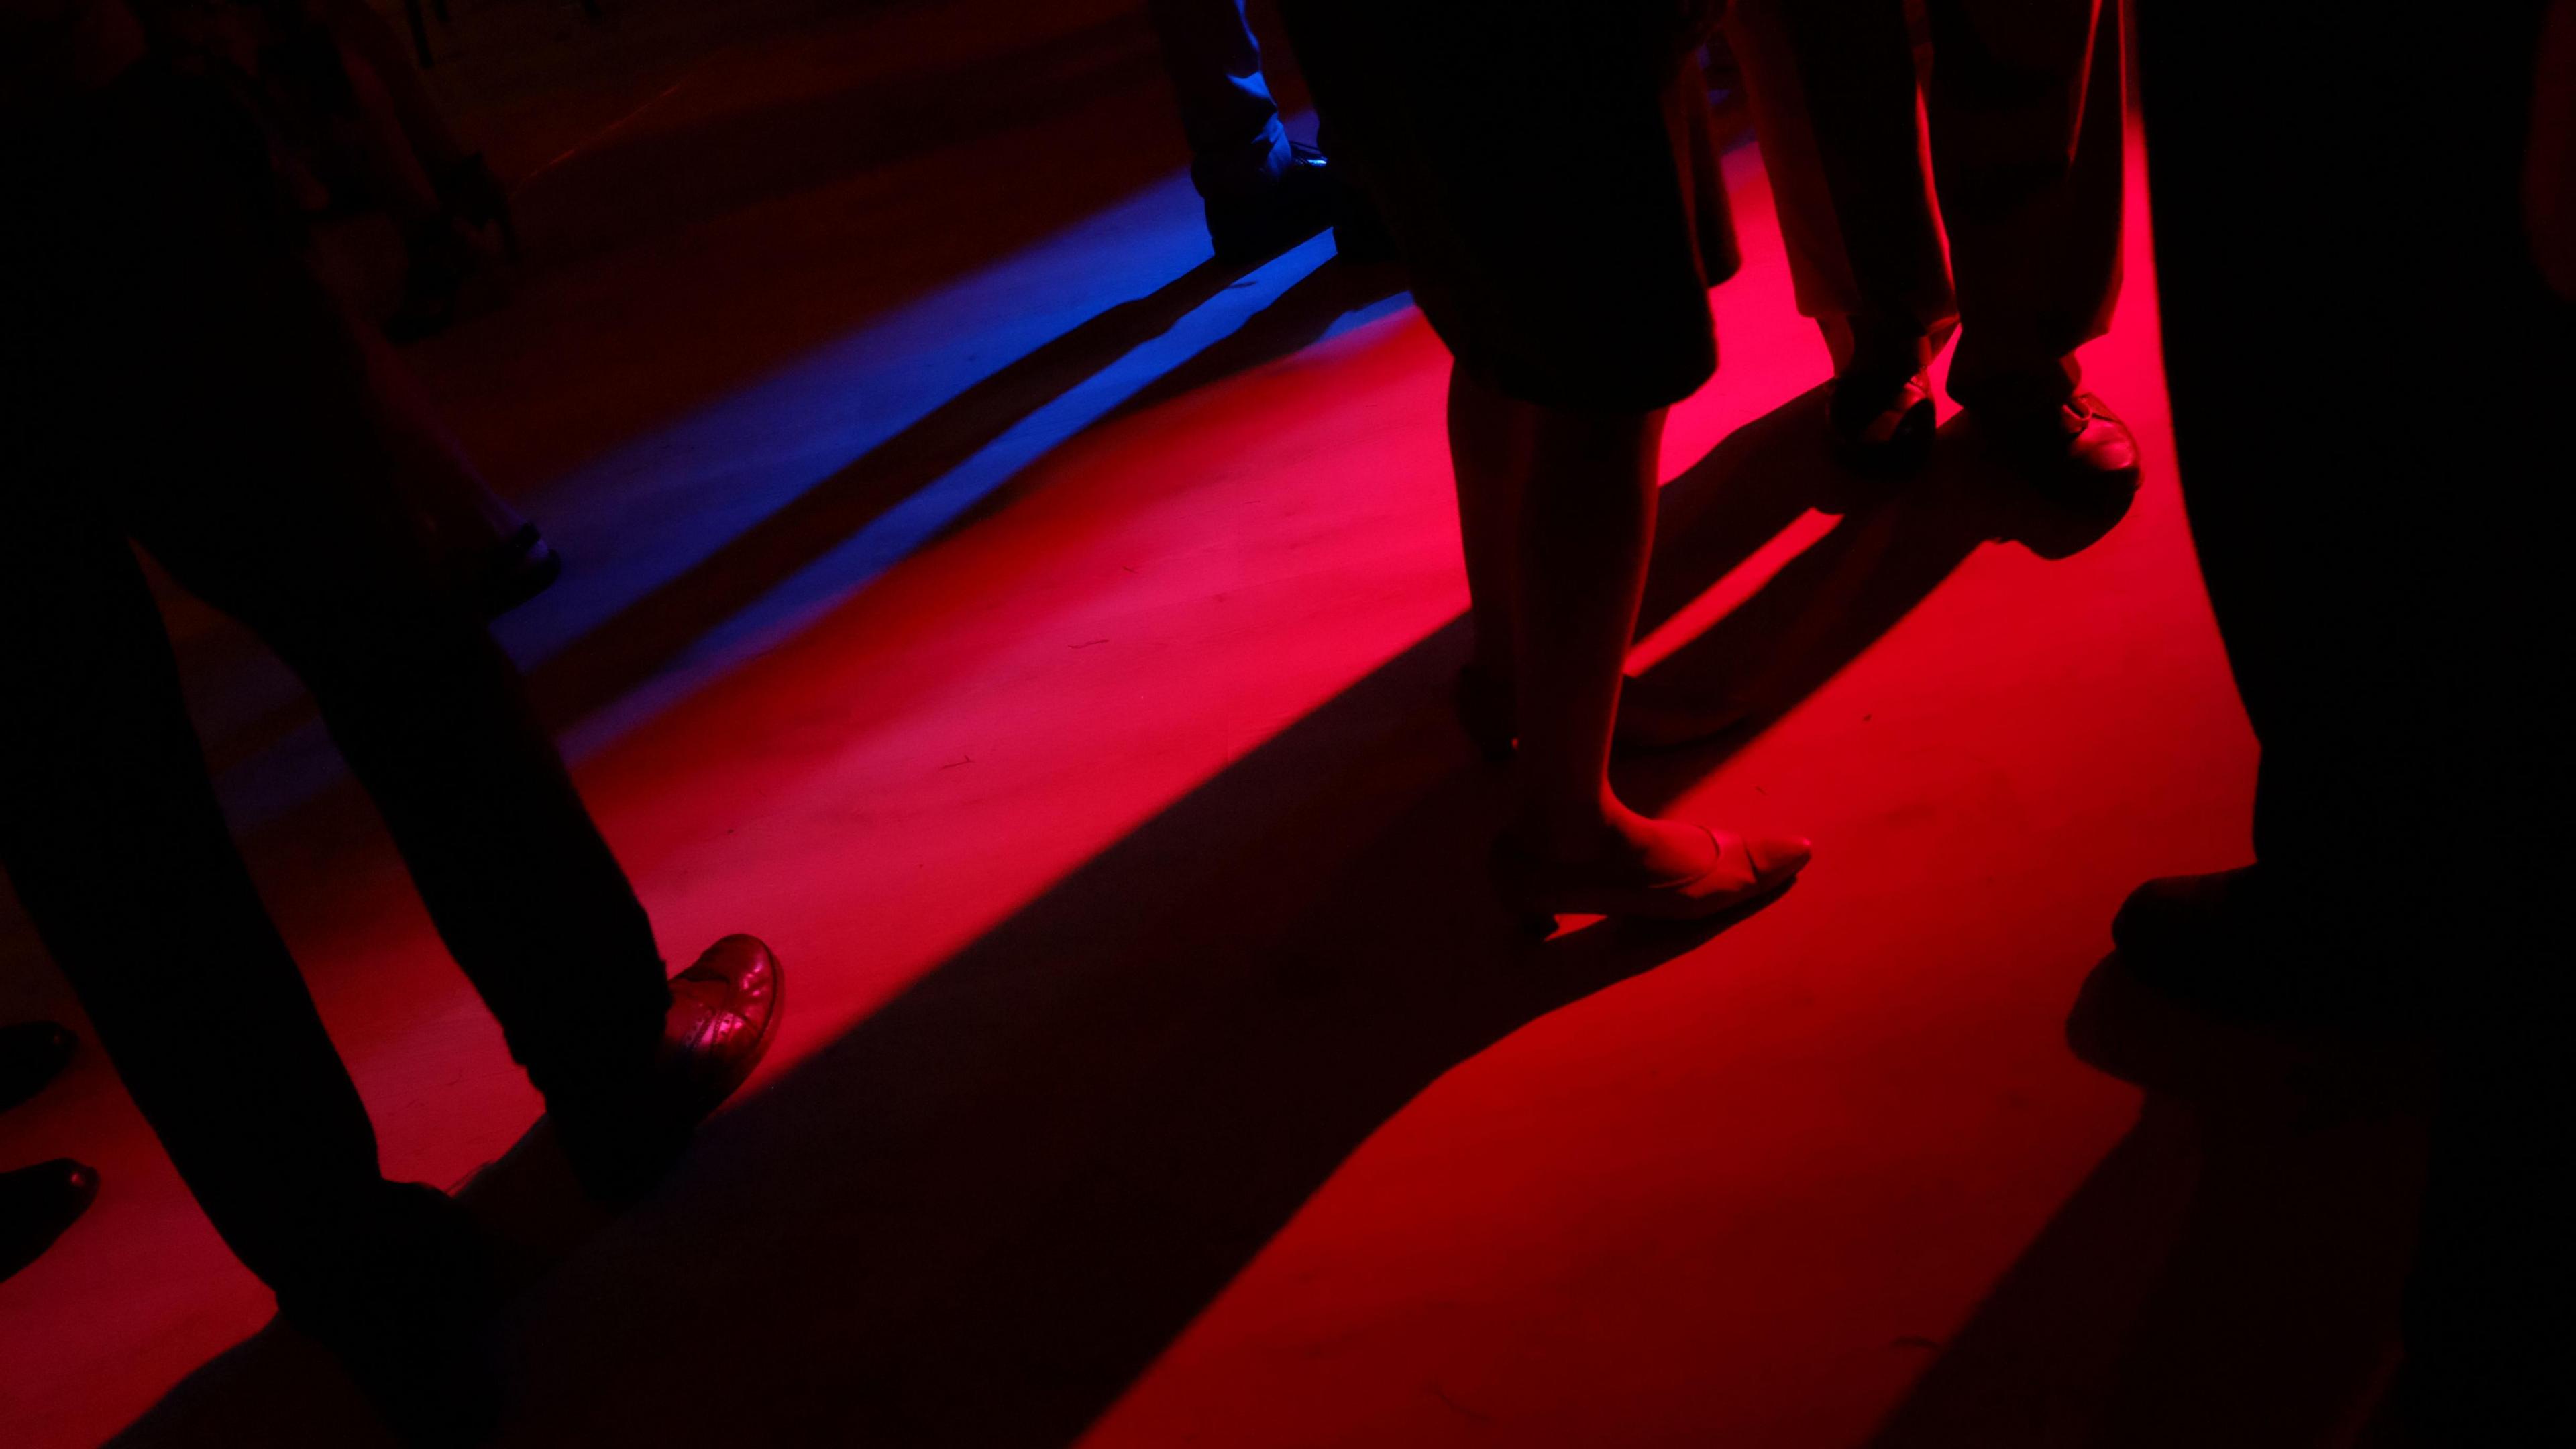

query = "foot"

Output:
[[656, 934, 784, 1125], [558, 936, 785, 1206], [1495, 812, 1810, 934], [1829, 368, 1937, 474], [282, 1183, 505, 1448], [0, 1020, 76, 1112], [1974, 390, 2141, 494], [1, 1159, 98, 1281], [2113, 866, 2420, 1032], [1206, 143, 1338, 266]]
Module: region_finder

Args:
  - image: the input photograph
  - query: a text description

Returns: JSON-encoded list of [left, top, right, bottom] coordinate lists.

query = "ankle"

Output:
[[1505, 796, 1634, 866]]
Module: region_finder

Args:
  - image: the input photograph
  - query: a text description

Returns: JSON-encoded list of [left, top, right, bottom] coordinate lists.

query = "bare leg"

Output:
[[1448, 365, 1527, 681], [1499, 392, 1715, 877]]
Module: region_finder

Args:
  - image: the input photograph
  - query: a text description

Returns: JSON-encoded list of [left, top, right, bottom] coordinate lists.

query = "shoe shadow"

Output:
[[1621, 388, 2136, 804], [899, 253, 1415, 557], [105, 619, 1786, 1448], [1858, 954, 2430, 1449], [105, 385, 2124, 1446], [501, 255, 1251, 737]]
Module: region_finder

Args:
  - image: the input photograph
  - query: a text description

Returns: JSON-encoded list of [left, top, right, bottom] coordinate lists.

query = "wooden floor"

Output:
[[0, 3, 2424, 1445]]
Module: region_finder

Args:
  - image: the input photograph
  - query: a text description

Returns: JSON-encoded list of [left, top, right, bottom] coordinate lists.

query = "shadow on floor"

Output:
[[1860, 956, 2431, 1449], [107, 388, 2141, 1446], [1619, 387, 2135, 796]]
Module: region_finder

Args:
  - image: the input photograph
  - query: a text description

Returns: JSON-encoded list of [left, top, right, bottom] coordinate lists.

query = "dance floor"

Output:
[[0, 2, 2427, 1444]]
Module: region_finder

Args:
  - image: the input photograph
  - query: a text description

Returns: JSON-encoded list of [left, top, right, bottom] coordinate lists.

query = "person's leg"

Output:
[[132, 435, 679, 1198], [1144, 0, 1289, 199], [1503, 398, 1693, 865], [0, 513, 423, 1299], [95, 99, 678, 1196], [1450, 365, 1528, 690], [1774, 0, 1955, 384], [1925, 0, 2134, 481], [1148, 0, 1345, 262], [2131, 3, 2571, 1426], [1721, 0, 1870, 357], [1768, 0, 1955, 468]]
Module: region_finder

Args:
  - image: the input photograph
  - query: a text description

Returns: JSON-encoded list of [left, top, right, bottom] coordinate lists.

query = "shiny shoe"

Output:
[[657, 934, 784, 1123], [1829, 368, 1937, 474], [0, 1020, 77, 1112], [559, 936, 785, 1205], [1493, 827, 1811, 938], [1976, 390, 2141, 494], [1, 1159, 99, 1281], [1206, 143, 1338, 266]]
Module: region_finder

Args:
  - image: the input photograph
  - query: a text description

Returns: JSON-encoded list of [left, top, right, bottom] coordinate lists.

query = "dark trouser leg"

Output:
[[2140, 1, 2571, 1435], [23, 60, 671, 1221], [1775, 0, 1956, 384], [0, 514, 392, 1299], [1926, 0, 2124, 414], [124, 291, 675, 1183], [1145, 0, 1289, 199]]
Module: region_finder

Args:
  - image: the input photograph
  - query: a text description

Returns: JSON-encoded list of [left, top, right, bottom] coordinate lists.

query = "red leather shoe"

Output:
[[657, 934, 784, 1122], [1976, 390, 2141, 494], [557, 935, 784, 1206]]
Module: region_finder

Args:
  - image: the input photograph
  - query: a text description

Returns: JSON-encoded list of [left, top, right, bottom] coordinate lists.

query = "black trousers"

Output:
[[1772, 0, 2126, 409], [2137, 5, 2570, 1438], [1144, 0, 1292, 200], [0, 66, 669, 1309]]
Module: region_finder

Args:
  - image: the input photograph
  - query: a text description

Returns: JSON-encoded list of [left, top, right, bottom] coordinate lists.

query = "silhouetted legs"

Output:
[[2133, 1, 2571, 1437], [1144, 0, 1290, 200], [0, 62, 671, 1327]]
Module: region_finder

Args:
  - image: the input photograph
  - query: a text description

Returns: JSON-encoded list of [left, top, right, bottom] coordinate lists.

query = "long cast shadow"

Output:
[[109, 616, 1782, 1447], [1860, 957, 2431, 1448], [1621, 389, 2135, 804], [106, 386, 2140, 1446], [511, 258, 1255, 734]]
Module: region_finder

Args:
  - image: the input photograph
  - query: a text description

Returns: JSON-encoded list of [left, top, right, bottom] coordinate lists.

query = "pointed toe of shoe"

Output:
[[1743, 835, 1813, 883]]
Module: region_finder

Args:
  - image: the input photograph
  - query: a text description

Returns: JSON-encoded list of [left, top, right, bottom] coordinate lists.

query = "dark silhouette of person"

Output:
[[2114, 2, 2571, 1440], [1723, 0, 2137, 485], [2, 5, 781, 1440], [0, 1022, 99, 1283], [1278, 0, 1811, 931]]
